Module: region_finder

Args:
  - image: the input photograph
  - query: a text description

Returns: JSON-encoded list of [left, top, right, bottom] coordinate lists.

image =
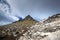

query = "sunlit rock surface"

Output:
[[18, 20, 60, 40]]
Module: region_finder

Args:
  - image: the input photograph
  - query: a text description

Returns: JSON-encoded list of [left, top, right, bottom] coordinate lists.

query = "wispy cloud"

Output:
[[0, 10, 19, 26], [0, 0, 19, 25]]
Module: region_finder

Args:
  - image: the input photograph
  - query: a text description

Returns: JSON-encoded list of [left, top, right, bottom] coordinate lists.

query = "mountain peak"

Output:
[[24, 15, 34, 20]]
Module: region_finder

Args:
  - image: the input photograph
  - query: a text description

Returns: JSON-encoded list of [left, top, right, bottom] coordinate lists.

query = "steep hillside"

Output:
[[0, 15, 38, 40], [18, 14, 60, 40], [18, 19, 60, 40]]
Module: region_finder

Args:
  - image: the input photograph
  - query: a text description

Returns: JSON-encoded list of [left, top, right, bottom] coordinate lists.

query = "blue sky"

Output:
[[9, 0, 60, 19], [0, 0, 60, 25]]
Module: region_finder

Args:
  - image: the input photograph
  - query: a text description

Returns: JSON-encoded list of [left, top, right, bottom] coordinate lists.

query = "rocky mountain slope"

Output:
[[0, 15, 38, 40], [0, 14, 60, 40], [18, 13, 60, 40]]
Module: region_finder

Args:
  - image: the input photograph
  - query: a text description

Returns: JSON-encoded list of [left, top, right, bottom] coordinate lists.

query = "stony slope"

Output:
[[18, 19, 60, 40], [18, 13, 60, 40], [0, 15, 38, 40]]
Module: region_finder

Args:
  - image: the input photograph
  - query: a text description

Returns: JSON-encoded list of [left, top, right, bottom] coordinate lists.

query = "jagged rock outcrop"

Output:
[[44, 13, 60, 23]]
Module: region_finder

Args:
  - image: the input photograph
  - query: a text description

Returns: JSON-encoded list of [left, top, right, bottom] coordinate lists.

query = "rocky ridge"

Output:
[[44, 13, 60, 23], [0, 15, 37, 40], [18, 14, 60, 40], [0, 14, 60, 40]]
